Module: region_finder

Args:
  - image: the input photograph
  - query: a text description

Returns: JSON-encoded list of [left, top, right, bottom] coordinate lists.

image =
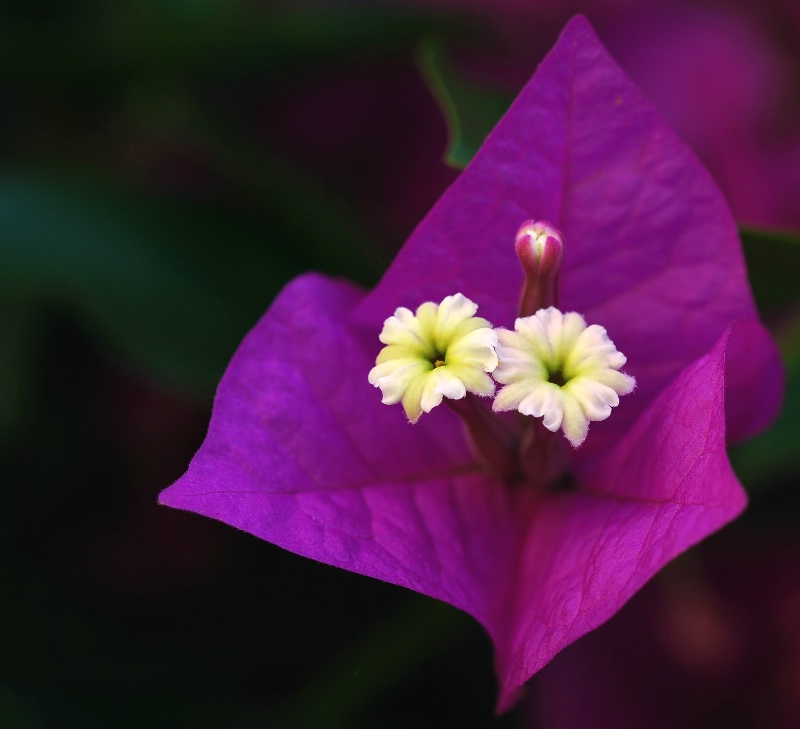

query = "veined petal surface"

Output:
[[355, 15, 780, 452], [160, 15, 784, 714]]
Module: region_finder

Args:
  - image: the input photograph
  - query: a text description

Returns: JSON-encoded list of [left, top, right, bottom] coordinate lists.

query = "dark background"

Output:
[[2, 1, 800, 727]]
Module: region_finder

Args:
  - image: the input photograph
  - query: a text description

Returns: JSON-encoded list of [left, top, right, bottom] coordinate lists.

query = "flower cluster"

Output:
[[368, 222, 636, 453], [159, 17, 783, 713]]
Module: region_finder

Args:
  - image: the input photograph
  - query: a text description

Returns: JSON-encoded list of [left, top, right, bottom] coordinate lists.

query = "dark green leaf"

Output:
[[0, 173, 300, 395], [731, 229, 800, 489], [740, 226, 800, 312], [731, 312, 800, 490], [282, 595, 470, 729], [417, 40, 511, 169]]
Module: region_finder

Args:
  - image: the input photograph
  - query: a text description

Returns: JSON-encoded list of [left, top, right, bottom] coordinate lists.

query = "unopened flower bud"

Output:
[[515, 220, 564, 317]]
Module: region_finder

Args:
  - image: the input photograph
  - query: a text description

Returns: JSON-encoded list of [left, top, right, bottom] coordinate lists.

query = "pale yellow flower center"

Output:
[[368, 294, 499, 423], [492, 307, 635, 447]]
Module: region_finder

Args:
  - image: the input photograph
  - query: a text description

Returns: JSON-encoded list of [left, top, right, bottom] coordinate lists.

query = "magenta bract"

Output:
[[159, 17, 783, 711]]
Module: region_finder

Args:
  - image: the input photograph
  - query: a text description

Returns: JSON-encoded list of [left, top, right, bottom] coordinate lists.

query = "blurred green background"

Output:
[[2, 1, 800, 727]]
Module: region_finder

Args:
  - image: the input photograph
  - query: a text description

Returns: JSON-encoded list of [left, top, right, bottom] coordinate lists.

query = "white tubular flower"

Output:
[[492, 307, 635, 447], [368, 294, 499, 423]]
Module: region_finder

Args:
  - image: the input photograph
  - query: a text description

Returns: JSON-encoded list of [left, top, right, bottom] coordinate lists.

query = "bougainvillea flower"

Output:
[[160, 16, 783, 711]]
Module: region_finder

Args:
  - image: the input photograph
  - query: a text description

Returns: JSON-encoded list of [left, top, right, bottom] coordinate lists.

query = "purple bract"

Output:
[[159, 16, 783, 711]]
